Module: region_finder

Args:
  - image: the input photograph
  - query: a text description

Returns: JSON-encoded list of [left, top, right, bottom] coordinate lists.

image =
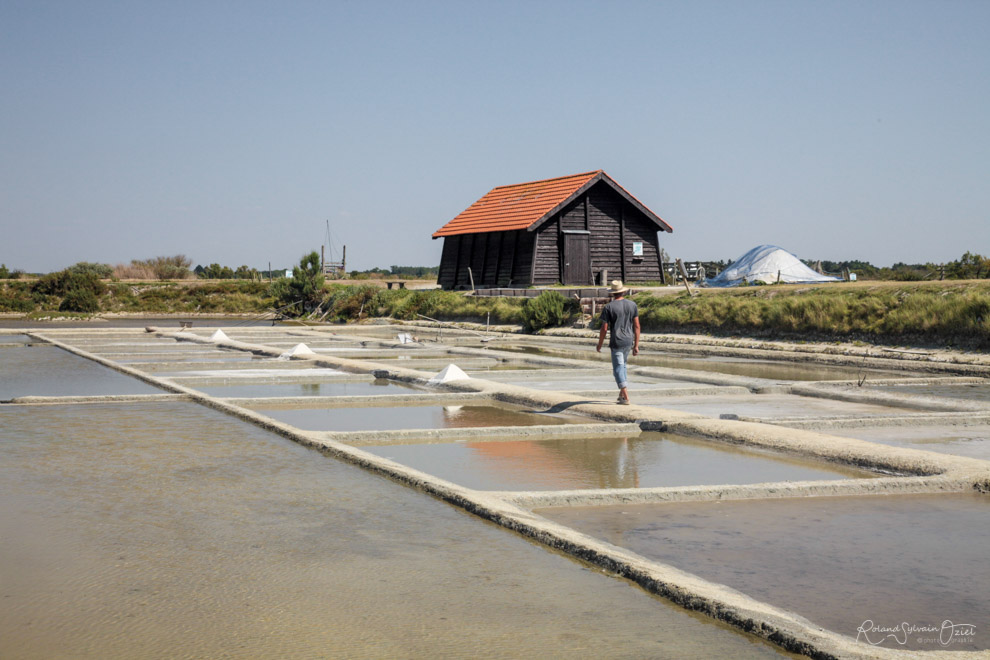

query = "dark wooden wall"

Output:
[[437, 230, 535, 289], [437, 181, 665, 289]]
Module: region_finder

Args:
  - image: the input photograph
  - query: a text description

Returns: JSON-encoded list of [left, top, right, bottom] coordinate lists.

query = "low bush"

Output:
[[522, 291, 579, 330]]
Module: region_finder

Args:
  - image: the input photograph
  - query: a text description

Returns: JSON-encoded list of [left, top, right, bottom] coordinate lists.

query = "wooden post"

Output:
[[468, 267, 475, 291], [659, 248, 667, 285], [676, 259, 696, 297], [619, 204, 626, 283]]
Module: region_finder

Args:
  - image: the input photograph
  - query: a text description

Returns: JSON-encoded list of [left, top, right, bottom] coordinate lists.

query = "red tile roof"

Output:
[[433, 170, 670, 238], [432, 170, 602, 238]]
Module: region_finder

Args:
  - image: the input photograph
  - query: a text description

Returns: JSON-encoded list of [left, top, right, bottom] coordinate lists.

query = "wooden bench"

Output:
[[386, 281, 407, 290], [179, 321, 193, 329]]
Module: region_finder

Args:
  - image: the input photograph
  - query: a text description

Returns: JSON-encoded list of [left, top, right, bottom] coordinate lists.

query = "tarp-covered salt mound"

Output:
[[705, 245, 842, 287]]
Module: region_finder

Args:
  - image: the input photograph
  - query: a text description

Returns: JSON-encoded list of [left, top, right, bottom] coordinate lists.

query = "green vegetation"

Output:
[[195, 263, 260, 280], [521, 290, 580, 330], [267, 252, 327, 314], [633, 282, 990, 347], [807, 252, 990, 281], [0, 264, 24, 279], [3, 262, 988, 348]]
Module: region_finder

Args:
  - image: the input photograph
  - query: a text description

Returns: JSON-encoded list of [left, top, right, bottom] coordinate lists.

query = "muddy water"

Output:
[[496, 344, 905, 381], [636, 392, 908, 419], [0, 402, 788, 658], [820, 424, 990, 461], [363, 432, 876, 491], [0, 344, 163, 399], [248, 402, 584, 432], [539, 493, 990, 651], [0, 334, 31, 343], [197, 378, 423, 398]]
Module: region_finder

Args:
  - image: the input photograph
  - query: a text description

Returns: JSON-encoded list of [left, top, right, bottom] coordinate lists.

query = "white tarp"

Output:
[[705, 245, 841, 287]]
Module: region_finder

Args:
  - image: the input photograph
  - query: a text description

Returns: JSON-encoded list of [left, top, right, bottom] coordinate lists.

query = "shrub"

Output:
[[270, 252, 326, 315], [59, 286, 100, 312], [66, 262, 113, 278], [522, 290, 578, 331]]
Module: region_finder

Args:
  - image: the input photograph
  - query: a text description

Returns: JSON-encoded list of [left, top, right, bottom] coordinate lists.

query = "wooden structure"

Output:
[[433, 171, 672, 290]]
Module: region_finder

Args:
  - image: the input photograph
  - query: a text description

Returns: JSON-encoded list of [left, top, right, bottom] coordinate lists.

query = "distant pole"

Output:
[[268, 262, 272, 283], [342, 246, 347, 277]]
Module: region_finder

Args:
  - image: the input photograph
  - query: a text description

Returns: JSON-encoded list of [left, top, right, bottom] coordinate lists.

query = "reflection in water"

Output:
[[540, 494, 990, 651], [251, 403, 581, 432], [0, 402, 787, 658], [364, 432, 874, 491]]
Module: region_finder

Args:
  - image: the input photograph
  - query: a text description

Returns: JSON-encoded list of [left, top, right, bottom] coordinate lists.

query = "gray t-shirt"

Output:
[[600, 298, 638, 349]]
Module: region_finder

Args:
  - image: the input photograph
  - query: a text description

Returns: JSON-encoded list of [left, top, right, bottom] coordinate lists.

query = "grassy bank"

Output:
[[3, 279, 988, 348], [635, 281, 990, 348], [0, 280, 275, 316]]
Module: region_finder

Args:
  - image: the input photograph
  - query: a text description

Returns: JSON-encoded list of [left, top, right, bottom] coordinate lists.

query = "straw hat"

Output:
[[609, 280, 629, 295]]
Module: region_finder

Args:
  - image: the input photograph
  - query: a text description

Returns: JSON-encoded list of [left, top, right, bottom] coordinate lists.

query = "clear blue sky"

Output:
[[2, 0, 988, 273]]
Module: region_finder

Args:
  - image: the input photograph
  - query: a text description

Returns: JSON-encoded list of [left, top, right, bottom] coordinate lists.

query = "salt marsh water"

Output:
[[0, 401, 786, 658], [0, 344, 162, 399], [364, 432, 876, 491], [248, 402, 583, 432], [197, 378, 423, 398], [539, 494, 990, 651], [820, 424, 990, 462]]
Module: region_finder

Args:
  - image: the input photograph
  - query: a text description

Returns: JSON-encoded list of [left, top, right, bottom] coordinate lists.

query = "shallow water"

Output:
[[0, 401, 787, 658], [198, 378, 423, 398], [636, 392, 909, 419], [0, 344, 163, 399], [866, 383, 990, 403], [249, 402, 584, 432], [161, 366, 344, 379], [496, 344, 906, 381], [363, 432, 876, 491], [478, 375, 681, 391], [539, 493, 990, 651], [820, 424, 990, 461]]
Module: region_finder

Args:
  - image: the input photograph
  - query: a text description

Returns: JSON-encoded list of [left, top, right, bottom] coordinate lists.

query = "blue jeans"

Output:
[[610, 347, 632, 389]]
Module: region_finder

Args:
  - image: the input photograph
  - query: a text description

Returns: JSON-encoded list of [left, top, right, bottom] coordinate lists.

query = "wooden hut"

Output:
[[433, 170, 672, 290]]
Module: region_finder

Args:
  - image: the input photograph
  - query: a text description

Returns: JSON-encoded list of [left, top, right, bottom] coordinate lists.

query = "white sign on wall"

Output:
[[632, 242, 643, 257]]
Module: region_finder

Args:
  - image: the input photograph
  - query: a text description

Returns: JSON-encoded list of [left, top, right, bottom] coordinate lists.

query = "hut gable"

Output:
[[434, 171, 672, 290]]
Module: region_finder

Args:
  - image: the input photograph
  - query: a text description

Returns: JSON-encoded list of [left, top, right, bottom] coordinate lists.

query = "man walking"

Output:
[[596, 280, 640, 405]]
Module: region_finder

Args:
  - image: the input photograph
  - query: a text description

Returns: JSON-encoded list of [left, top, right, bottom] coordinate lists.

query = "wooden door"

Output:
[[563, 232, 592, 285]]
